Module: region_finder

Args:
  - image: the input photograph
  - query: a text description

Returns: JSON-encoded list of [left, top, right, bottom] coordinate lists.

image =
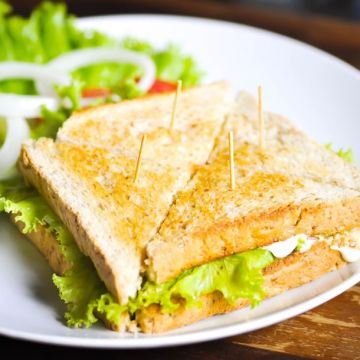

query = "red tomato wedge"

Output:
[[82, 88, 112, 98], [81, 80, 178, 98], [148, 79, 177, 94]]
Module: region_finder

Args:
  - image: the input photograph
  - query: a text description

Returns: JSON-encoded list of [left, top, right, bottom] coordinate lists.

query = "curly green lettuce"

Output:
[[325, 143, 354, 164], [129, 249, 274, 314], [0, 177, 274, 328], [53, 261, 126, 328], [0, 117, 5, 146], [0, 1, 202, 94]]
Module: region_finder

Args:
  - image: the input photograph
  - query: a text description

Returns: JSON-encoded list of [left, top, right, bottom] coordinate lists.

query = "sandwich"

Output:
[[5, 85, 360, 333]]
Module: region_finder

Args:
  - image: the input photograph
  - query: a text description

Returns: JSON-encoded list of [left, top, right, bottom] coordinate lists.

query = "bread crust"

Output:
[[137, 241, 346, 333], [147, 197, 360, 283]]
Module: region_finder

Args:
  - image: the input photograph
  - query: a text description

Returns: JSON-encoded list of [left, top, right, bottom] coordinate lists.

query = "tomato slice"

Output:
[[82, 88, 112, 98], [148, 79, 177, 94], [82, 80, 178, 98]]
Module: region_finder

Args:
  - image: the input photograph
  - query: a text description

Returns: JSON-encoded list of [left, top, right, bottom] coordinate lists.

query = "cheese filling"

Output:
[[330, 228, 360, 262], [262, 229, 360, 263], [330, 246, 360, 262]]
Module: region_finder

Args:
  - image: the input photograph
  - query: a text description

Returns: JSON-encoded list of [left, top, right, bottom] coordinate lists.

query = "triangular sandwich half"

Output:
[[139, 92, 360, 332], [18, 82, 232, 305]]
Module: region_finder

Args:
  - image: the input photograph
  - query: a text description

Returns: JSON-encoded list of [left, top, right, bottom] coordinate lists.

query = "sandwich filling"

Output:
[[1, 177, 359, 329], [263, 232, 360, 261]]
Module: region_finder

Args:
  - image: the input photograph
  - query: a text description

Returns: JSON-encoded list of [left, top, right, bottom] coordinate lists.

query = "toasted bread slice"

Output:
[[138, 241, 346, 333], [146, 93, 360, 283], [18, 83, 232, 304]]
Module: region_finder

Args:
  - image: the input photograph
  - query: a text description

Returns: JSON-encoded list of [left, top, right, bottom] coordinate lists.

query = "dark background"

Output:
[[8, 0, 360, 70], [8, 0, 360, 20]]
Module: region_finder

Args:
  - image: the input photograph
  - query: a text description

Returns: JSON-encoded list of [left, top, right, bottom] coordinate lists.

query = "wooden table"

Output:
[[4, 1, 360, 359]]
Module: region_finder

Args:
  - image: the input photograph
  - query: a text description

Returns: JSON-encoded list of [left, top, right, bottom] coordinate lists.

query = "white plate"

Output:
[[0, 14, 359, 348]]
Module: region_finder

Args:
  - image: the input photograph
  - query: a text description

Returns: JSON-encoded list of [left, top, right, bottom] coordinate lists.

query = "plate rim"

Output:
[[1, 268, 359, 348], [77, 13, 360, 80], [1, 13, 359, 348]]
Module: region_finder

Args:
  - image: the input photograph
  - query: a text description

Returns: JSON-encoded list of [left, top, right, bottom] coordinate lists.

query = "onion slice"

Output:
[[0, 94, 58, 118], [0, 62, 69, 96], [0, 116, 30, 179], [0, 62, 69, 117], [43, 48, 156, 92]]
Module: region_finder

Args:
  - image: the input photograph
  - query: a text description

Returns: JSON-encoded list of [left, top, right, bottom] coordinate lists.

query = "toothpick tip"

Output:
[[169, 80, 182, 132], [258, 85, 265, 151], [134, 134, 146, 183], [229, 130, 235, 191]]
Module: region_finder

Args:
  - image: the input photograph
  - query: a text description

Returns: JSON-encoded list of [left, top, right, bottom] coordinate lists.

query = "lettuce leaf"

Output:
[[73, 63, 140, 91], [0, 117, 5, 146], [0, 1, 13, 61], [0, 1, 113, 66], [129, 249, 274, 314], [29, 106, 68, 139], [153, 44, 203, 87], [0, 177, 78, 262], [0, 2, 202, 95], [53, 260, 126, 328], [27, 79, 83, 139], [325, 143, 354, 164]]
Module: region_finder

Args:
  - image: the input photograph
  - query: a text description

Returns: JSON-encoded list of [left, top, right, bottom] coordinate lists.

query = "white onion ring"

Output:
[[0, 117, 30, 179], [41, 48, 156, 93], [0, 94, 58, 118], [0, 62, 69, 96], [0, 62, 69, 117]]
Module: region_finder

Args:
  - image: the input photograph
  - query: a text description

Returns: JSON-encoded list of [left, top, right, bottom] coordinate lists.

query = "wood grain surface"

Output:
[[233, 284, 360, 360], [2, 1, 360, 359], [0, 335, 307, 359]]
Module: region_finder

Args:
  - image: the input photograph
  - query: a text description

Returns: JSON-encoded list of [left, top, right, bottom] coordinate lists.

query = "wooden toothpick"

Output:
[[228, 130, 235, 191], [169, 80, 182, 133], [258, 85, 265, 150], [134, 135, 146, 183]]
